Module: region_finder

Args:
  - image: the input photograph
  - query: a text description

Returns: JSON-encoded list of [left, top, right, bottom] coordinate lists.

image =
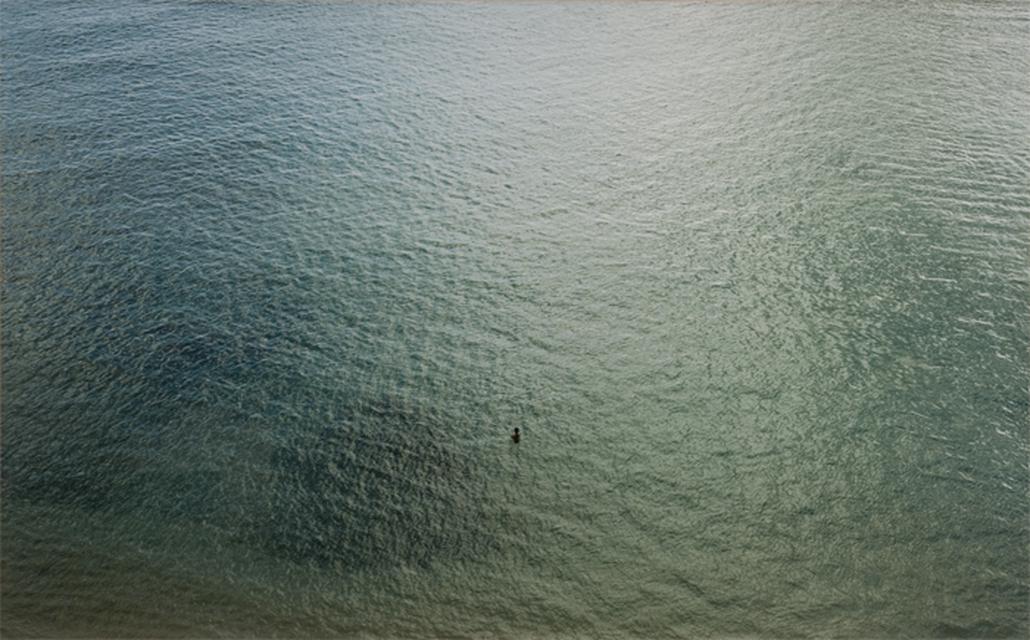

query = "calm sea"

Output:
[[2, 0, 1028, 637]]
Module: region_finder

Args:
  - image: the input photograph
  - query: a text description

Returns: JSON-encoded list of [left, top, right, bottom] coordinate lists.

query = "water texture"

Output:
[[2, 1, 1029, 637]]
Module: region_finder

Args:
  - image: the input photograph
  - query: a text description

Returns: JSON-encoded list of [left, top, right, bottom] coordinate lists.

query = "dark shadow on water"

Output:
[[244, 394, 498, 571], [2, 380, 503, 574]]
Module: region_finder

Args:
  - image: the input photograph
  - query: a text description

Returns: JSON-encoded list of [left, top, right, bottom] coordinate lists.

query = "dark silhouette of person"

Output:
[[511, 427, 520, 443]]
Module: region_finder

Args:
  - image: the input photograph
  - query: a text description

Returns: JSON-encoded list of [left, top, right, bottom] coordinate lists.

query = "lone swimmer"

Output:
[[511, 427, 520, 443]]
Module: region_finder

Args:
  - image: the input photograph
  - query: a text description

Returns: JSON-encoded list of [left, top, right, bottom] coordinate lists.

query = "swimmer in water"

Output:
[[511, 427, 520, 443]]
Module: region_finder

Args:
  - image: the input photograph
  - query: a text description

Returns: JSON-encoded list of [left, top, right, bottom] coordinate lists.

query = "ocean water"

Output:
[[2, 0, 1029, 637]]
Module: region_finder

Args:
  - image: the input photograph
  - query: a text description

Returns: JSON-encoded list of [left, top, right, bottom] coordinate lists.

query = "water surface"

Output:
[[2, 1, 1029, 637]]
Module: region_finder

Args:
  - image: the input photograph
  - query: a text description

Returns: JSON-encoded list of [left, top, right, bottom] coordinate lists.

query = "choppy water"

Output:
[[2, 1, 1029, 637]]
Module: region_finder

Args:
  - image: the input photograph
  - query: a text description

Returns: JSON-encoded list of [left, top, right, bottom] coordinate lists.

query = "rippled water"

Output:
[[2, 1, 1029, 637]]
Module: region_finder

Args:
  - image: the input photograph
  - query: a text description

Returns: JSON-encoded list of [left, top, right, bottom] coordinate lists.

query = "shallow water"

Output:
[[2, 1, 1029, 637]]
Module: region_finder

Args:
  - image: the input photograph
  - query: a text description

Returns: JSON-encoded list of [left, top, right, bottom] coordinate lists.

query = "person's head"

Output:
[[514, 428, 520, 434]]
